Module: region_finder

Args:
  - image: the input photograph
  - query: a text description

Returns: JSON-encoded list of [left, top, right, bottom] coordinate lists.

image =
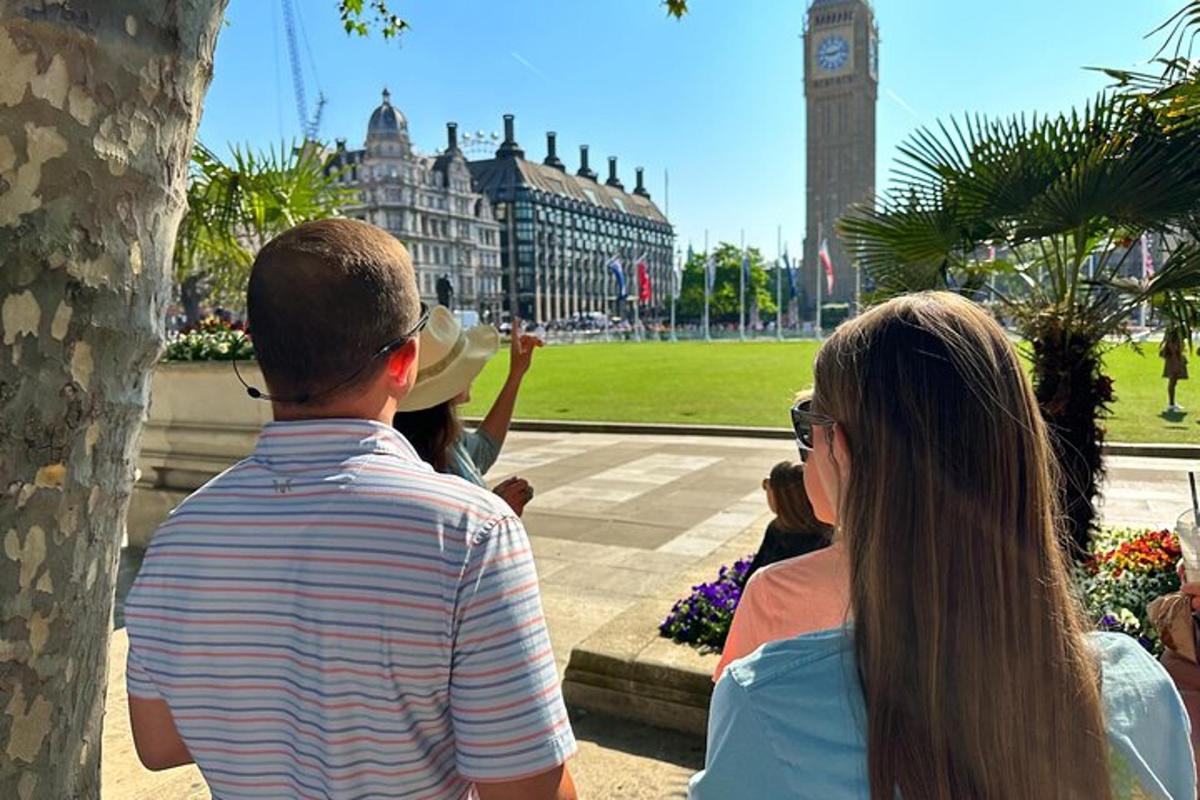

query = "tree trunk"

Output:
[[1029, 320, 1114, 560], [0, 3, 226, 798]]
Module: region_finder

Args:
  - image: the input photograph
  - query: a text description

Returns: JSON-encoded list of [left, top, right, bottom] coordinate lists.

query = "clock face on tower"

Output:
[[817, 35, 851, 72]]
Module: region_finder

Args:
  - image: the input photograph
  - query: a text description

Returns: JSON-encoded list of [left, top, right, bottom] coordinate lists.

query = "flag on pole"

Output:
[[636, 254, 651, 303], [608, 256, 627, 300], [818, 238, 835, 295], [1141, 233, 1155, 279], [741, 251, 751, 285], [674, 250, 685, 299], [705, 252, 716, 292], [782, 250, 798, 299]]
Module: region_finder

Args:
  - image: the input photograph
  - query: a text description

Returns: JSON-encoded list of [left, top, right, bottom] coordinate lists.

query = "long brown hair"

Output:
[[392, 401, 461, 472], [812, 292, 1111, 799]]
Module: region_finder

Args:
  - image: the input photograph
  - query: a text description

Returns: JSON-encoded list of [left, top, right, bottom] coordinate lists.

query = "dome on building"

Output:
[[367, 88, 407, 137]]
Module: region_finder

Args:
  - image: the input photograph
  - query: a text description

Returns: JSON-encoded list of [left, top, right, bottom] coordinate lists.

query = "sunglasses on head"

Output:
[[375, 302, 431, 359], [790, 397, 837, 463]]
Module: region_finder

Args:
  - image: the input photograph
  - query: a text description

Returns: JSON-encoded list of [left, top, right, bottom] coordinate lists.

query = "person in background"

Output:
[[393, 306, 542, 516], [1161, 328, 1188, 413], [125, 220, 577, 800], [712, 459, 843, 682], [691, 291, 1193, 800], [747, 460, 834, 579]]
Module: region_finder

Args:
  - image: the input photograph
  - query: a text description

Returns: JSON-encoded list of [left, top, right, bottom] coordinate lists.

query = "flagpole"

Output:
[[603, 251, 612, 343], [633, 248, 642, 343], [739, 229, 746, 342], [703, 229, 711, 342], [815, 223, 823, 338], [776, 224, 783, 341], [670, 247, 678, 342]]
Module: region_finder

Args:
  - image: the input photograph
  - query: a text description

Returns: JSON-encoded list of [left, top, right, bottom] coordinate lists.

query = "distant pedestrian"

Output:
[[1162, 328, 1189, 413]]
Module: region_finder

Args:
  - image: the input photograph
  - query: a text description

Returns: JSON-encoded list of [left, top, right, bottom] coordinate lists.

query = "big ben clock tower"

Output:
[[803, 0, 878, 318]]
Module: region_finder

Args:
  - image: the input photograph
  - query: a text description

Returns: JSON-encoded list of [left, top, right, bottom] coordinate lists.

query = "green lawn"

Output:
[[460, 340, 1197, 444]]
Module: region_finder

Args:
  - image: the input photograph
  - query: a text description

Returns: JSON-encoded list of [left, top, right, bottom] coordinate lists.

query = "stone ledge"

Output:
[[466, 418, 1200, 460], [561, 519, 765, 738]]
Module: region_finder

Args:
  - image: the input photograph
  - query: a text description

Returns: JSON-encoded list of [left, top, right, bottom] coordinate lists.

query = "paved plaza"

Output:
[[102, 431, 1199, 798]]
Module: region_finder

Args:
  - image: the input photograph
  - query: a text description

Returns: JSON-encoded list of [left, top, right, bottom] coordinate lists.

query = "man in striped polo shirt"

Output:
[[125, 219, 578, 799]]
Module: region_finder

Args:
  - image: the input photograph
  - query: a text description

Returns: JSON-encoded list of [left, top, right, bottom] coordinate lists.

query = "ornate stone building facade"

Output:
[[468, 116, 674, 324], [803, 0, 878, 315], [329, 90, 505, 319]]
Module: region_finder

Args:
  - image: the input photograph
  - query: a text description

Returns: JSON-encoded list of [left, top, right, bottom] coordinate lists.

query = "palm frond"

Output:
[[841, 88, 1200, 343], [173, 140, 349, 307]]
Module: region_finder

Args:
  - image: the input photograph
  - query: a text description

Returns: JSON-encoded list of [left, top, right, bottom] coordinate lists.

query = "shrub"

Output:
[[163, 316, 254, 362], [659, 555, 753, 650]]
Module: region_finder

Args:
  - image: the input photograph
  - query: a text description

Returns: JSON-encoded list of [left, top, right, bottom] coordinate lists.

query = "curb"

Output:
[[560, 523, 765, 739], [465, 418, 1200, 460]]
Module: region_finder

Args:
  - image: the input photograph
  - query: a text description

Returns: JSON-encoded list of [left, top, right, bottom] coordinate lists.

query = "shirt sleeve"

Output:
[[460, 429, 501, 477], [450, 513, 576, 782], [126, 640, 162, 700], [689, 674, 767, 799], [713, 575, 765, 683]]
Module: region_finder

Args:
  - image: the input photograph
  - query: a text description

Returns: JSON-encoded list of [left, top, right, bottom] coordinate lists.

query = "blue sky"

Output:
[[199, 0, 1182, 260]]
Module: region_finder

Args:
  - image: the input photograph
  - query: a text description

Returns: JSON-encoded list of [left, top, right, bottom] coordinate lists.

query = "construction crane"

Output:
[[280, 0, 326, 141]]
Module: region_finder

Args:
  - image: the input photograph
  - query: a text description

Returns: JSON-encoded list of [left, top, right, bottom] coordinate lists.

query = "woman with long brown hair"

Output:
[[690, 292, 1193, 799]]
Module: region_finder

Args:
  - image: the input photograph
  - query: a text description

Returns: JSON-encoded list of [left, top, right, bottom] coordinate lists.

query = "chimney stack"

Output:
[[446, 122, 459, 153], [496, 114, 525, 158], [577, 145, 598, 180], [544, 132, 565, 171], [605, 156, 624, 190], [633, 167, 650, 198]]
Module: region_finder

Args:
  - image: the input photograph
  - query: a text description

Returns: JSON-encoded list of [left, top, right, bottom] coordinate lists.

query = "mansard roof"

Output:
[[467, 157, 669, 226]]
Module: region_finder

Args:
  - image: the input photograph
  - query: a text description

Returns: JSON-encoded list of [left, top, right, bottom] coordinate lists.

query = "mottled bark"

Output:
[[0, 2, 226, 798]]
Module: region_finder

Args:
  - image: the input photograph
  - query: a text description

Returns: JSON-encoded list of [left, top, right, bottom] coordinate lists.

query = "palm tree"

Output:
[[174, 141, 350, 322], [839, 84, 1200, 556], [1109, 2, 1200, 341]]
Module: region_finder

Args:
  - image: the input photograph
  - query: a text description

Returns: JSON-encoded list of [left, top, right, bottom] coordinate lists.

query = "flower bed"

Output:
[[658, 555, 752, 650], [662, 528, 1182, 656], [1081, 527, 1181, 654], [163, 316, 254, 361]]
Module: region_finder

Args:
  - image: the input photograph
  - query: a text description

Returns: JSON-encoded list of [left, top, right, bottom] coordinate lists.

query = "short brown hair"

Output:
[[767, 461, 831, 537], [247, 219, 419, 401]]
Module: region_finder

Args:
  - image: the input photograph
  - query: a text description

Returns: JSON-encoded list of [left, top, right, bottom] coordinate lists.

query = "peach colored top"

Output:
[[713, 540, 851, 682]]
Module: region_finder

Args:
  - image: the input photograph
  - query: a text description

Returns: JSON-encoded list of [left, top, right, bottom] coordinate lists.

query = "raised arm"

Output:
[[478, 324, 542, 449]]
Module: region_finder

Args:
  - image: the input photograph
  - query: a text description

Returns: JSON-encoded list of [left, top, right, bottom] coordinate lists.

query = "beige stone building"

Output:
[[329, 89, 505, 319]]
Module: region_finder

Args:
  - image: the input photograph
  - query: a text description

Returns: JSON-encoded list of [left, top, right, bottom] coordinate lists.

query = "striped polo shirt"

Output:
[[125, 419, 575, 799]]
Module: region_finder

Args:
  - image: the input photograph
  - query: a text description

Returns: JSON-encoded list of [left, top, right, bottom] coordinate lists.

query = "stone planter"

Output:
[[128, 361, 270, 548]]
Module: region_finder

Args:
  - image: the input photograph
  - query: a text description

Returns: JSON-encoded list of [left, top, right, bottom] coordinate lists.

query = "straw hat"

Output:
[[396, 305, 500, 411]]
